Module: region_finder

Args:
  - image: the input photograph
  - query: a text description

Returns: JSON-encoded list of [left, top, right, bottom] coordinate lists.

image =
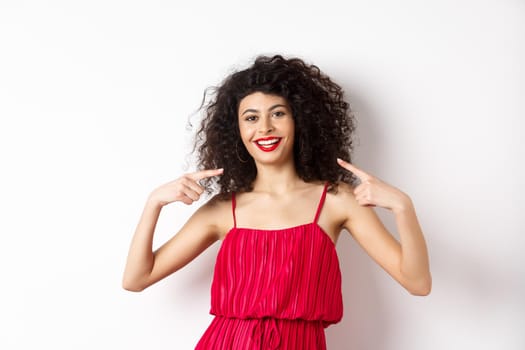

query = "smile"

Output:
[[254, 137, 282, 152]]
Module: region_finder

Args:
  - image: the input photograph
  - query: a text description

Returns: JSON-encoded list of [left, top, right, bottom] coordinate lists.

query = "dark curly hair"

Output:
[[191, 54, 358, 198]]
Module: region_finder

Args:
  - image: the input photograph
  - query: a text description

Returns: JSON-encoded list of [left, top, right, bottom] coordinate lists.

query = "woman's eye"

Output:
[[273, 111, 285, 117], [245, 115, 257, 121]]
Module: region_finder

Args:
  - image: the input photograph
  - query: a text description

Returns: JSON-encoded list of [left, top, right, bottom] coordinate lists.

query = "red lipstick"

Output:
[[253, 137, 282, 152]]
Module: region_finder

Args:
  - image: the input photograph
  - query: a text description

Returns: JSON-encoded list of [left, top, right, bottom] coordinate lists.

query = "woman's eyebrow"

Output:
[[241, 104, 288, 116], [241, 108, 258, 116], [268, 104, 287, 111]]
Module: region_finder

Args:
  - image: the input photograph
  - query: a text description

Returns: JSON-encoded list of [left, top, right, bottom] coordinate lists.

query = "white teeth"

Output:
[[256, 138, 280, 146]]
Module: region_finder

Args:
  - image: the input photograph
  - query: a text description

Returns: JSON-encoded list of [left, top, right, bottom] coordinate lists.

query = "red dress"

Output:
[[195, 182, 343, 349]]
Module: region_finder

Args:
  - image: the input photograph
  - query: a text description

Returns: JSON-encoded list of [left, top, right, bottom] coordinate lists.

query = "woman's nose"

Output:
[[258, 116, 274, 133]]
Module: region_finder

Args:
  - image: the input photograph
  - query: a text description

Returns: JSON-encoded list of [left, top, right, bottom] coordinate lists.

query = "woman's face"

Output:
[[237, 92, 295, 166]]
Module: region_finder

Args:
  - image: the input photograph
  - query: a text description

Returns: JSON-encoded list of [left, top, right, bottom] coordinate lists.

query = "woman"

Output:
[[122, 55, 432, 349]]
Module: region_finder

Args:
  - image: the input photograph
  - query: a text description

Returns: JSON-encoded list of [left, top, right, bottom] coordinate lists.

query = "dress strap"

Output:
[[231, 192, 237, 228], [313, 182, 329, 224]]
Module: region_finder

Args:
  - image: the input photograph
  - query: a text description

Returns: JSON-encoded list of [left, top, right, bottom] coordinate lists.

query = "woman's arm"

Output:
[[122, 169, 223, 292], [336, 159, 432, 296], [122, 199, 161, 291], [392, 198, 431, 295]]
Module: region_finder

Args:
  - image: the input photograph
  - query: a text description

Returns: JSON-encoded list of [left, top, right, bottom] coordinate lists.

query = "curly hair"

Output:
[[191, 54, 358, 198]]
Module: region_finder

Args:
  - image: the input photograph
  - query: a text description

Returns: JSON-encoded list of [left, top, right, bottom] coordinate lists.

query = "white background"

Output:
[[1, 1, 523, 349]]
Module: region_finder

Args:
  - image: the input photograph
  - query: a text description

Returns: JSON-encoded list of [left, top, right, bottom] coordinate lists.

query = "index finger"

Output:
[[336, 158, 370, 180], [188, 168, 224, 181]]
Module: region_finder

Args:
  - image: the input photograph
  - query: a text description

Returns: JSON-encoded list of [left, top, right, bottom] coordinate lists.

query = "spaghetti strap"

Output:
[[231, 192, 237, 228], [313, 182, 329, 224]]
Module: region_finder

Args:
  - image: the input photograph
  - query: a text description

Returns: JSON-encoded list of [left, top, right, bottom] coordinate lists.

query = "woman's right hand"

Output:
[[148, 168, 224, 207]]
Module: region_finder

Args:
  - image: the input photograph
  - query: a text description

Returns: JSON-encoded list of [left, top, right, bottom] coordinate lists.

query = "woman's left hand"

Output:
[[337, 158, 411, 213]]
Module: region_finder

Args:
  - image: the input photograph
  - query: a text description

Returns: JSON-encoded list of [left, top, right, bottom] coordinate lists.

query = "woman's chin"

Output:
[[250, 153, 294, 167]]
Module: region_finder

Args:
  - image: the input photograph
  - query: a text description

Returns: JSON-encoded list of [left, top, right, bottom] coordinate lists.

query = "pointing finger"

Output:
[[188, 168, 224, 181], [181, 177, 205, 195], [336, 158, 370, 181]]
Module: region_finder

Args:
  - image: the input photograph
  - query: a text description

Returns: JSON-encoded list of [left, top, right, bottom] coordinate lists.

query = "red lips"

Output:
[[253, 137, 282, 152]]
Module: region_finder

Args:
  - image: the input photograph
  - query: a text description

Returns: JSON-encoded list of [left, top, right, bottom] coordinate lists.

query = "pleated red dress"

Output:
[[195, 182, 343, 349]]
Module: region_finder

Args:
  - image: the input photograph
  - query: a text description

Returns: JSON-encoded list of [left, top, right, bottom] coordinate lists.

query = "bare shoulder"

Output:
[[327, 181, 359, 208], [310, 181, 357, 243], [324, 181, 362, 229], [194, 192, 234, 239], [329, 180, 387, 238]]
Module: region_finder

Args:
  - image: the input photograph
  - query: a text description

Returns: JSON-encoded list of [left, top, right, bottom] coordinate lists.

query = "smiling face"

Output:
[[237, 92, 295, 166]]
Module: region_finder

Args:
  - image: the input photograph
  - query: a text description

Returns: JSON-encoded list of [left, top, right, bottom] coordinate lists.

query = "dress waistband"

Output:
[[249, 317, 325, 350], [251, 317, 281, 350]]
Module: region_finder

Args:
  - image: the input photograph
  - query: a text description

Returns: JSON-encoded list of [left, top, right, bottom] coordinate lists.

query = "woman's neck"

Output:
[[251, 161, 303, 194]]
